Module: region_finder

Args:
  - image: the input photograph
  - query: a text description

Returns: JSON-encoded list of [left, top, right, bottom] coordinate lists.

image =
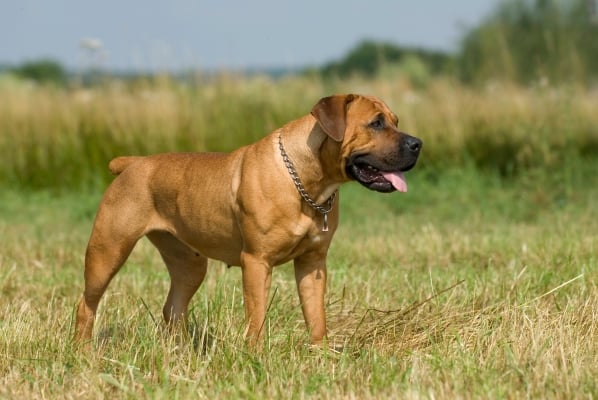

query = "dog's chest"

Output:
[[286, 216, 329, 252]]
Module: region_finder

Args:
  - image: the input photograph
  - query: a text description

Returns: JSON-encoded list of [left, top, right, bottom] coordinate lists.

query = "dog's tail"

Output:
[[108, 156, 143, 175]]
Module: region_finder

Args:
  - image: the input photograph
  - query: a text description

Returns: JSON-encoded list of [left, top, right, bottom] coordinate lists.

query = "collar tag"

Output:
[[322, 213, 329, 232]]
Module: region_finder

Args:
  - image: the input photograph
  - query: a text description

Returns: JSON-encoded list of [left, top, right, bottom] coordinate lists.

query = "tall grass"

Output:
[[0, 164, 596, 398], [0, 75, 312, 190], [1, 73, 597, 190]]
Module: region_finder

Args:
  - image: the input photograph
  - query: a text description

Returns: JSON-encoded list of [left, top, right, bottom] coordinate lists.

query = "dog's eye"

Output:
[[369, 117, 385, 130]]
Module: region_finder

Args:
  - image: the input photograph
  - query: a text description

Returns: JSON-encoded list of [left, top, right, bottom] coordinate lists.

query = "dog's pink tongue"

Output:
[[382, 171, 407, 192]]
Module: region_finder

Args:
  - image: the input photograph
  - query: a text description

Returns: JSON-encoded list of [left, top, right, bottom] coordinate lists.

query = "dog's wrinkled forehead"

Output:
[[310, 94, 398, 142], [361, 95, 399, 126]]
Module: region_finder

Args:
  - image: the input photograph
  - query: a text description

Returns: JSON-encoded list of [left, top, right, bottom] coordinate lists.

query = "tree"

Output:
[[13, 59, 67, 85], [458, 0, 598, 84], [320, 40, 450, 78]]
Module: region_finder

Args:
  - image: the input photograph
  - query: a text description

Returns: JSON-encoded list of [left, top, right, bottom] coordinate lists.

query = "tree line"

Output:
[[4, 0, 597, 86], [320, 0, 597, 85]]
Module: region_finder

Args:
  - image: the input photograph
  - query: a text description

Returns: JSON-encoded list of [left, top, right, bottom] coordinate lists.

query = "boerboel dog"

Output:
[[74, 94, 422, 347]]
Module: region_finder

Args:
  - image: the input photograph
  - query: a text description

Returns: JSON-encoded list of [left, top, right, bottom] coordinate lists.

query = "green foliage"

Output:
[[11, 59, 67, 85], [320, 40, 451, 78], [318, 0, 597, 86], [374, 54, 434, 88], [458, 0, 598, 84]]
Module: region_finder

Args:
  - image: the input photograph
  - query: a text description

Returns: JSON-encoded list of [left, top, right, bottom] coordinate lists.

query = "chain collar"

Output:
[[278, 133, 336, 232]]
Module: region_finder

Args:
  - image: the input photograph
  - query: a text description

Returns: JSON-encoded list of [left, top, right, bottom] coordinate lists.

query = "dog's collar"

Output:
[[278, 133, 336, 232]]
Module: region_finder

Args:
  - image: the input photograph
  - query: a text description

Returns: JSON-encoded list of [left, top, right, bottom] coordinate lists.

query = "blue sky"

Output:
[[1, 0, 502, 71]]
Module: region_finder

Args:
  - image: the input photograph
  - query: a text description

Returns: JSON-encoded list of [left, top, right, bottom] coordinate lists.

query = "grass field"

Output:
[[1, 165, 596, 398], [0, 75, 597, 398]]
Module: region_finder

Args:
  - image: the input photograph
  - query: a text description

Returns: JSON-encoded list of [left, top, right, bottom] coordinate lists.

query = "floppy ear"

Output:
[[310, 94, 355, 142]]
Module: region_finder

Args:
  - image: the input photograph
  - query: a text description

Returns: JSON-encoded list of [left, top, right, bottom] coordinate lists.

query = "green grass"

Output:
[[1, 75, 598, 191], [1, 160, 596, 398]]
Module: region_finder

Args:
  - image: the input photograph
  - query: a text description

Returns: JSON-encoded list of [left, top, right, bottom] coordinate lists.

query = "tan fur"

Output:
[[108, 156, 142, 175], [73, 94, 420, 347]]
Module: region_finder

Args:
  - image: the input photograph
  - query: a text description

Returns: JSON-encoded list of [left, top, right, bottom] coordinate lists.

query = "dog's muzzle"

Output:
[[346, 133, 422, 193]]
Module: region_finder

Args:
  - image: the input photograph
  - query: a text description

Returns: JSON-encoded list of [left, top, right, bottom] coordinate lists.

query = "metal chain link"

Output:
[[278, 134, 336, 221]]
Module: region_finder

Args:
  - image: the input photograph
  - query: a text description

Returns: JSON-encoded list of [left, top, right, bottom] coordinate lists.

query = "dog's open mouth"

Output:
[[346, 156, 409, 193]]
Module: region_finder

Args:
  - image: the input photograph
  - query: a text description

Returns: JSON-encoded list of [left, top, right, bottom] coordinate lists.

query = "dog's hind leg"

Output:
[[146, 231, 208, 331], [74, 217, 142, 343]]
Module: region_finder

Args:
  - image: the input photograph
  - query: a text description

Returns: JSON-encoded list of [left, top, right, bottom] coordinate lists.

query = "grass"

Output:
[[0, 159, 596, 398], [1, 74, 597, 190], [0, 72, 596, 397]]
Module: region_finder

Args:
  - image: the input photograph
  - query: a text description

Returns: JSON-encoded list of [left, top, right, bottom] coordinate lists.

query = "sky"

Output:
[[1, 0, 502, 72]]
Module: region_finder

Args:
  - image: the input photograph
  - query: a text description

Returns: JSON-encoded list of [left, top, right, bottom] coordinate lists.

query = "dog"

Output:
[[74, 94, 422, 347]]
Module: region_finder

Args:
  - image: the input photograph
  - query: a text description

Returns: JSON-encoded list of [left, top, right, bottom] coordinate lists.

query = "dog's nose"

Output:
[[403, 135, 422, 155]]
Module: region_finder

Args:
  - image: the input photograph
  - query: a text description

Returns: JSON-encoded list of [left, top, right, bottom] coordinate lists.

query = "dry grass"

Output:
[[1, 74, 597, 189], [0, 160, 596, 398]]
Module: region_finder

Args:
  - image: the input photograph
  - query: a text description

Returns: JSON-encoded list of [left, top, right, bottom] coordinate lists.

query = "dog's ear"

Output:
[[311, 94, 356, 142]]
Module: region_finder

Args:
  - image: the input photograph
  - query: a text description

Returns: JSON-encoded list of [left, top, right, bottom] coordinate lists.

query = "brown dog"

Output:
[[74, 94, 421, 346]]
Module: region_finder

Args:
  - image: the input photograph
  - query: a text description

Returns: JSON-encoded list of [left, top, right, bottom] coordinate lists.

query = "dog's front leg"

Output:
[[294, 251, 327, 346], [240, 252, 273, 346]]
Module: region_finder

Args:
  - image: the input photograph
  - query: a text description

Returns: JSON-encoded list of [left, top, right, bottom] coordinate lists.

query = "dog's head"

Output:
[[311, 94, 422, 193]]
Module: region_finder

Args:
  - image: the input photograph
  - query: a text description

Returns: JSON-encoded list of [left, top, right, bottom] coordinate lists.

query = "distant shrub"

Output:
[[319, 40, 451, 79], [12, 59, 67, 85], [397, 55, 432, 88]]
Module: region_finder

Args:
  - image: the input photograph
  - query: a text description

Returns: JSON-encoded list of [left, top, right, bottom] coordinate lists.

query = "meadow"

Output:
[[0, 73, 596, 398]]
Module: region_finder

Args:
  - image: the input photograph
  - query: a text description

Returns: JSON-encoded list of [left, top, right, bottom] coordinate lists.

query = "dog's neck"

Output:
[[276, 116, 342, 206]]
